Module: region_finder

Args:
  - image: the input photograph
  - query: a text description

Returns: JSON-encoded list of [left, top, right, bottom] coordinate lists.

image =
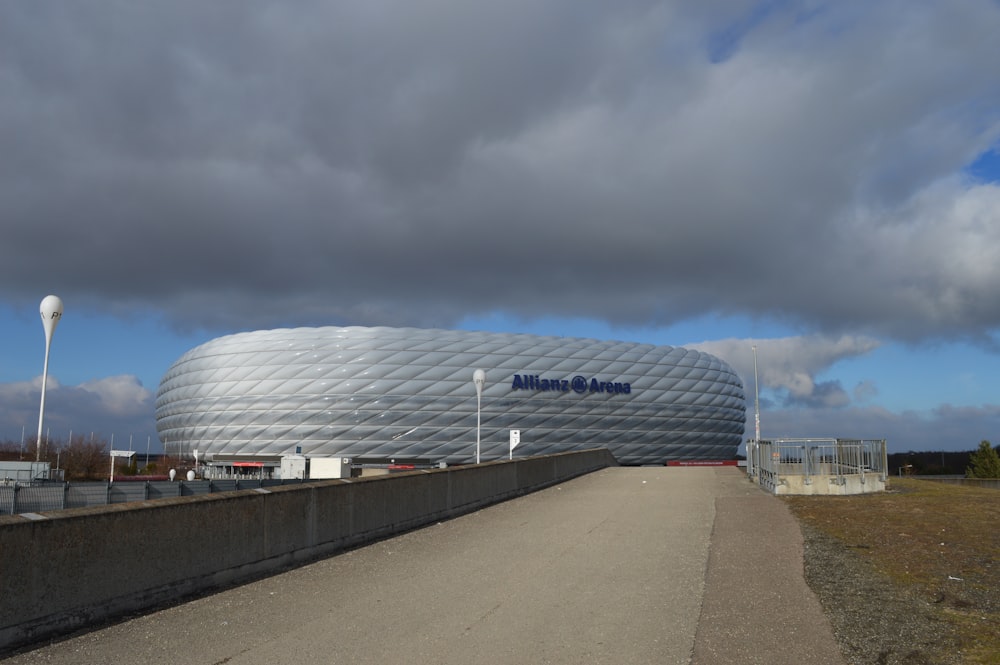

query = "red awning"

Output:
[[232, 462, 265, 468]]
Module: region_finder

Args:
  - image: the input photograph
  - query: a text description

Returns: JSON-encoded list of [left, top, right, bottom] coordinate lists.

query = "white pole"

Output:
[[36, 343, 51, 461], [36, 295, 64, 462], [752, 344, 761, 441]]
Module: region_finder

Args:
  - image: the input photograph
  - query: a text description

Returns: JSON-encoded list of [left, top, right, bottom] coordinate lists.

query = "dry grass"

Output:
[[784, 478, 1000, 664]]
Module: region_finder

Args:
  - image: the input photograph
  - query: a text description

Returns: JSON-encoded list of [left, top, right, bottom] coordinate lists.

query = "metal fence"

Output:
[[0, 478, 306, 516], [747, 438, 887, 494]]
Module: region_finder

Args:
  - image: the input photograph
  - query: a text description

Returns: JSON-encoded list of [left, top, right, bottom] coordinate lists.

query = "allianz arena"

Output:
[[155, 327, 745, 465]]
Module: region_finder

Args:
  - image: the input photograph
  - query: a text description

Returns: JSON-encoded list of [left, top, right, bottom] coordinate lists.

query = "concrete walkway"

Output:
[[4, 467, 844, 664]]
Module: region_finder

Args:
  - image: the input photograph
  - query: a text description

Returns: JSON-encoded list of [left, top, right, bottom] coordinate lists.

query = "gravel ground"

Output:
[[800, 524, 964, 665]]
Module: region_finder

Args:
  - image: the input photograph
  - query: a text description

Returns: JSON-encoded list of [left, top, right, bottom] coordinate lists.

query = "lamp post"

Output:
[[748, 344, 761, 481], [472, 369, 486, 464], [752, 344, 761, 441], [36, 295, 64, 462]]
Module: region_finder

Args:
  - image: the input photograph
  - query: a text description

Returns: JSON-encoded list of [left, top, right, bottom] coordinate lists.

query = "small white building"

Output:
[[0, 461, 55, 483]]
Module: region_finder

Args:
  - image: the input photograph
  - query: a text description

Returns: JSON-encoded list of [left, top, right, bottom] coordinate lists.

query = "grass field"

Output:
[[784, 478, 999, 664]]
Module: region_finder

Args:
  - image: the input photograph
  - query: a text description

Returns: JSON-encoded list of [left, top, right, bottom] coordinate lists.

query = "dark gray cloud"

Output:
[[2, 1, 1000, 341]]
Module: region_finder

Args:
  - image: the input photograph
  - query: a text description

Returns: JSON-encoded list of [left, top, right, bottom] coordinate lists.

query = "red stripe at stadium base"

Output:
[[666, 460, 739, 467]]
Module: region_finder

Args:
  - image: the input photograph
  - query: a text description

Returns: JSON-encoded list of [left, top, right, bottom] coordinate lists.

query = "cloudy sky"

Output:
[[2, 0, 1000, 455]]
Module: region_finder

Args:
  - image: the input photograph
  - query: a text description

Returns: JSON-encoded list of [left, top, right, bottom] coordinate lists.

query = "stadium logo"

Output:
[[510, 374, 632, 394]]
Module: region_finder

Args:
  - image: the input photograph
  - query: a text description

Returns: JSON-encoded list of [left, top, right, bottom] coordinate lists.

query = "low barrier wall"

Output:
[[0, 449, 616, 654]]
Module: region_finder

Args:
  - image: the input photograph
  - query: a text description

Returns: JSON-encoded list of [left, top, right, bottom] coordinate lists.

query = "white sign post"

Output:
[[509, 429, 520, 460], [110, 449, 135, 483]]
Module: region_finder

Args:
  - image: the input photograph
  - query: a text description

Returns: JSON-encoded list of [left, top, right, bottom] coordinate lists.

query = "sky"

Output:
[[3, 0, 1000, 456]]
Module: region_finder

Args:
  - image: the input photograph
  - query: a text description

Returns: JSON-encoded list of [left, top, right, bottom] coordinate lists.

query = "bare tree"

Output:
[[59, 435, 109, 481]]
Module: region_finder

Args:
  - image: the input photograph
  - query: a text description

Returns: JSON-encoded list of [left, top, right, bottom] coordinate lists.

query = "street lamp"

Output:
[[752, 344, 761, 441], [749, 344, 762, 481], [36, 295, 64, 462], [472, 369, 486, 464]]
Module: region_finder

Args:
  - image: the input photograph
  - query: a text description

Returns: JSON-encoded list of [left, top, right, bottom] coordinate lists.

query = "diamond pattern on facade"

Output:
[[155, 327, 746, 465]]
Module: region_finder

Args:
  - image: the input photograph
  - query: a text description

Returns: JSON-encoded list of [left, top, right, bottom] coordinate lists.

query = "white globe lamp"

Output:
[[36, 295, 64, 462]]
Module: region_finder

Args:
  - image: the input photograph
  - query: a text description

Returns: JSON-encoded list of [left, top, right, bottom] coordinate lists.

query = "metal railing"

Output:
[[747, 438, 887, 493], [0, 478, 310, 516]]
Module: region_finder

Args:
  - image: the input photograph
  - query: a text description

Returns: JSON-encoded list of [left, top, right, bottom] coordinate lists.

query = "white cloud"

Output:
[[78, 375, 154, 417], [853, 380, 878, 402], [0, 375, 155, 446], [689, 334, 881, 407]]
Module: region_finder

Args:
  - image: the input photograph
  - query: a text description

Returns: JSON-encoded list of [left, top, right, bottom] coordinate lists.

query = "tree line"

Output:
[[0, 435, 182, 481], [887, 442, 1000, 478]]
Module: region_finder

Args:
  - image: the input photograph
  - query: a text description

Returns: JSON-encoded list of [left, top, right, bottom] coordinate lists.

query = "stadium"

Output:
[[154, 326, 746, 467]]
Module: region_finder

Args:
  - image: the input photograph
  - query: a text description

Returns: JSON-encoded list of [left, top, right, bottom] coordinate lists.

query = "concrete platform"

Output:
[[3, 467, 844, 664]]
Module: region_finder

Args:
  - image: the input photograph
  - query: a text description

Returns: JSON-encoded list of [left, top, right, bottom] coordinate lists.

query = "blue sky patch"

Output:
[[966, 148, 1000, 182]]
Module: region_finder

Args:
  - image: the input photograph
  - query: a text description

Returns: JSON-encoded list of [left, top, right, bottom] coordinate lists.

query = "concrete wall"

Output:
[[772, 472, 886, 495], [0, 449, 616, 654]]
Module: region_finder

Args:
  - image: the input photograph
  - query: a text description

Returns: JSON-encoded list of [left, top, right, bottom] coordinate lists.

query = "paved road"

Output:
[[4, 467, 844, 664]]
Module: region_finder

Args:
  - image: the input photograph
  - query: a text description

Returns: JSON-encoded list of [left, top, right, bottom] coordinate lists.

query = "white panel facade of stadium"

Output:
[[155, 327, 746, 465]]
